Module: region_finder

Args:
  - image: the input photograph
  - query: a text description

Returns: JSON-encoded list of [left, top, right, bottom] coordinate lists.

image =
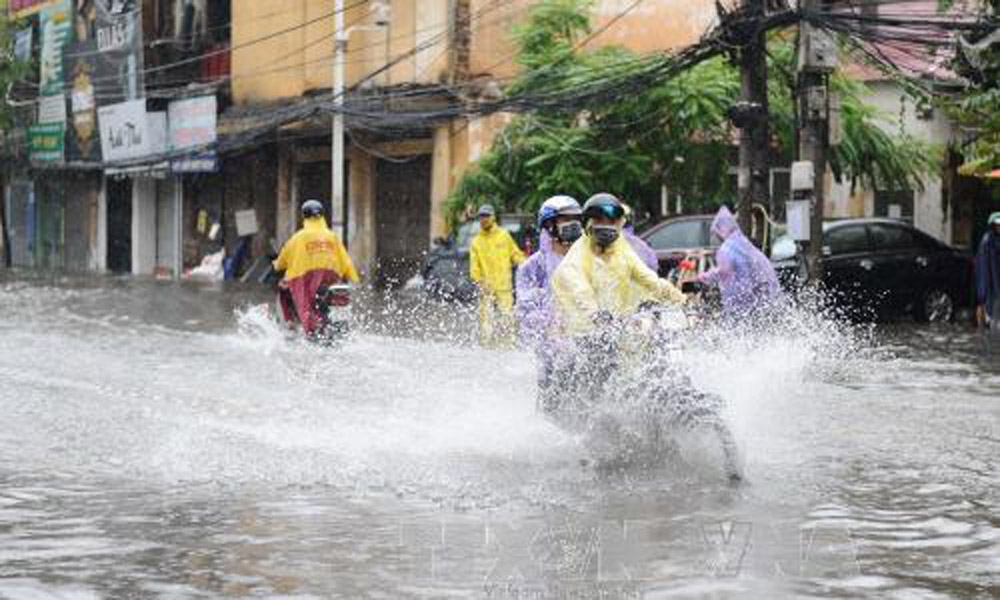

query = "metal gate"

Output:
[[375, 156, 430, 287]]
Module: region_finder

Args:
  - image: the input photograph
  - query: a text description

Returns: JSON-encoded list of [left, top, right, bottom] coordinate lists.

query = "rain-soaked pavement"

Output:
[[0, 271, 997, 599]]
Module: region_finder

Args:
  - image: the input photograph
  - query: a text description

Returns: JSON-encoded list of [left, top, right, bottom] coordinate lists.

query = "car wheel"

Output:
[[916, 288, 954, 323]]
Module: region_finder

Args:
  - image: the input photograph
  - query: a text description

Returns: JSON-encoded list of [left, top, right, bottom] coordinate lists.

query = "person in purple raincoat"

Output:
[[623, 203, 660, 273], [697, 206, 782, 320], [515, 195, 584, 412]]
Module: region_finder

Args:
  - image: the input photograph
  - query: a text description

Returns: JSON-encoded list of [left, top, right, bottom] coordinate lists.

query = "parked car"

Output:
[[421, 214, 536, 302], [770, 218, 974, 322], [638, 215, 718, 277]]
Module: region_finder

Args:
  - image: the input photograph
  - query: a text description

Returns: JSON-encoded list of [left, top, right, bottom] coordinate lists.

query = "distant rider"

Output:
[[470, 204, 526, 347], [551, 193, 685, 336], [515, 195, 584, 410], [273, 200, 359, 335], [622, 203, 660, 272], [696, 206, 782, 320], [975, 211, 1000, 331]]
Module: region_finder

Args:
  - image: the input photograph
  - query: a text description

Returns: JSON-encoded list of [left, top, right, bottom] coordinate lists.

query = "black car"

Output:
[[638, 215, 718, 276], [421, 215, 536, 302], [770, 218, 974, 321]]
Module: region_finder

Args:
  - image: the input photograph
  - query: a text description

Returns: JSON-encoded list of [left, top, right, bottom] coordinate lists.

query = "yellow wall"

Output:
[[233, 0, 451, 104], [468, 0, 720, 78]]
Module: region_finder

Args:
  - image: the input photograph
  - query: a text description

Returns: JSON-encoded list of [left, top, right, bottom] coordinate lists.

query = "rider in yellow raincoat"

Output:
[[273, 200, 359, 334], [552, 193, 685, 335], [469, 204, 526, 347]]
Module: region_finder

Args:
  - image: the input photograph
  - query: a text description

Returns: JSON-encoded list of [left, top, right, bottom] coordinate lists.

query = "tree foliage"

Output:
[[0, 12, 32, 133], [446, 0, 942, 225]]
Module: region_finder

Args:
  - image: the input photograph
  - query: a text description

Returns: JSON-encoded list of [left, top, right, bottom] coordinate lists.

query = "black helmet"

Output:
[[302, 200, 325, 218], [582, 193, 625, 224]]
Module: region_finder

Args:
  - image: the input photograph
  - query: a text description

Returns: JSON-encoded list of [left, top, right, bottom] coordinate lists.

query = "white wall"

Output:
[[826, 81, 956, 242]]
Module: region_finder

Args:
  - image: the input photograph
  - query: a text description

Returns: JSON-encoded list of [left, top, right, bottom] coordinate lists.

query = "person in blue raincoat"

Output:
[[975, 211, 1000, 331], [623, 204, 660, 272], [515, 195, 584, 412], [697, 206, 782, 319]]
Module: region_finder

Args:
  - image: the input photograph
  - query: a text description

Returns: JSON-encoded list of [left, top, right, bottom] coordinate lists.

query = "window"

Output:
[[874, 190, 914, 222], [825, 225, 870, 255], [645, 219, 705, 250], [870, 223, 915, 251]]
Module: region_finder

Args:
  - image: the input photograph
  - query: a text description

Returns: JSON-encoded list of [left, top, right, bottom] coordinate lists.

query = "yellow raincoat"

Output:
[[273, 217, 359, 282], [469, 222, 526, 347], [551, 233, 685, 335]]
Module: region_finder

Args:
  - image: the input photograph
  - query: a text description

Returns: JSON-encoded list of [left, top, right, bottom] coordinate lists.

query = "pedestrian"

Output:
[[515, 195, 583, 412], [975, 211, 1000, 332], [622, 203, 660, 272], [697, 206, 782, 321], [470, 204, 526, 347]]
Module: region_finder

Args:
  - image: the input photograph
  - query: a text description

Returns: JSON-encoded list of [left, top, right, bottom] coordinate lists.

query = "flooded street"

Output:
[[0, 273, 997, 599]]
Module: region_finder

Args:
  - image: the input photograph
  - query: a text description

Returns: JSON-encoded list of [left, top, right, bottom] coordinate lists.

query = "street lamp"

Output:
[[332, 0, 390, 247]]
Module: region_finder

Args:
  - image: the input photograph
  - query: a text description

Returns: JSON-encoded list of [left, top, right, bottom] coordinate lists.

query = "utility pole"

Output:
[[797, 2, 836, 281], [331, 1, 390, 249], [332, 0, 347, 246], [734, 0, 771, 241]]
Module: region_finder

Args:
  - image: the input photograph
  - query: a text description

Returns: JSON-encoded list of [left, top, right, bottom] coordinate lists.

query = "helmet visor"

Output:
[[588, 203, 624, 221]]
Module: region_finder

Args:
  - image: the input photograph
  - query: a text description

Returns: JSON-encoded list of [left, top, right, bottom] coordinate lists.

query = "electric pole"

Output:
[[797, 2, 836, 282], [736, 0, 771, 242]]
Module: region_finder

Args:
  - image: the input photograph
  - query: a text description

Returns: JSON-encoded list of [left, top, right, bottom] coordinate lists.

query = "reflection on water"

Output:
[[0, 272, 996, 598]]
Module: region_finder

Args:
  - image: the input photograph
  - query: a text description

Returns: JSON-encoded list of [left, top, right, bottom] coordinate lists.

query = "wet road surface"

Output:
[[0, 272, 997, 598]]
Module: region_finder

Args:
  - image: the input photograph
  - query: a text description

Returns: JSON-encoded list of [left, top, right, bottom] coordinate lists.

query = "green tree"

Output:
[[0, 12, 32, 133], [446, 0, 941, 225]]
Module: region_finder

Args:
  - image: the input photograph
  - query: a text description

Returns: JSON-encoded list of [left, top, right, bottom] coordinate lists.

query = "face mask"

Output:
[[590, 224, 620, 247], [556, 221, 582, 244]]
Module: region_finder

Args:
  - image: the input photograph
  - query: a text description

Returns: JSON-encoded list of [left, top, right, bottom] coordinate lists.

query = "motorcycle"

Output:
[[542, 302, 743, 483], [277, 281, 353, 343]]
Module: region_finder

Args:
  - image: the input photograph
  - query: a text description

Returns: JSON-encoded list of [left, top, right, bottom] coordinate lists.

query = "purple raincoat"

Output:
[[625, 226, 660, 273], [699, 207, 782, 317], [515, 229, 566, 349]]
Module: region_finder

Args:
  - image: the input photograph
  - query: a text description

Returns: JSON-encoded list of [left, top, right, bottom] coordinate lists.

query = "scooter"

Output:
[[276, 281, 353, 343], [543, 303, 743, 483]]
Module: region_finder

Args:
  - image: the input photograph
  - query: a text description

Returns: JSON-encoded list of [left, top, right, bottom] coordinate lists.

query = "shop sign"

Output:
[[39, 0, 71, 96], [168, 95, 218, 172], [29, 122, 65, 162], [9, 0, 58, 18], [38, 94, 67, 124], [98, 98, 149, 162]]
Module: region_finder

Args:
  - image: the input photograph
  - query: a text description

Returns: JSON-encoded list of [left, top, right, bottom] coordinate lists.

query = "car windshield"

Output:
[[645, 219, 706, 250]]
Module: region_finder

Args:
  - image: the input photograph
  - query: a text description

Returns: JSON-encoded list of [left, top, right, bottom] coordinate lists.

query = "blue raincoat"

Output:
[[516, 229, 564, 349], [698, 207, 782, 318], [975, 227, 1000, 321], [625, 225, 660, 272]]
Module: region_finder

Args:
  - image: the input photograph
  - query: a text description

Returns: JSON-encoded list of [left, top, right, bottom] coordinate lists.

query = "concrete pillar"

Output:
[[347, 147, 375, 277], [276, 145, 295, 244], [430, 124, 452, 240]]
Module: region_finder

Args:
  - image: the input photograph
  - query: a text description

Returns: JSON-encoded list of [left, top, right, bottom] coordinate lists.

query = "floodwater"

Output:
[[0, 272, 996, 599]]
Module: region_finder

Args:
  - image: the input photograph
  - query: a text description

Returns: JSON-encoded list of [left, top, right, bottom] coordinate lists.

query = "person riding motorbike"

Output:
[[273, 200, 359, 336], [622, 203, 660, 273], [515, 195, 584, 411], [470, 204, 526, 347], [551, 193, 686, 336]]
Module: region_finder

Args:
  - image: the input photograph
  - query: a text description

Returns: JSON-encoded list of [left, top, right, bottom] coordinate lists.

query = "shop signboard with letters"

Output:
[[168, 95, 218, 173], [98, 99, 149, 162]]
